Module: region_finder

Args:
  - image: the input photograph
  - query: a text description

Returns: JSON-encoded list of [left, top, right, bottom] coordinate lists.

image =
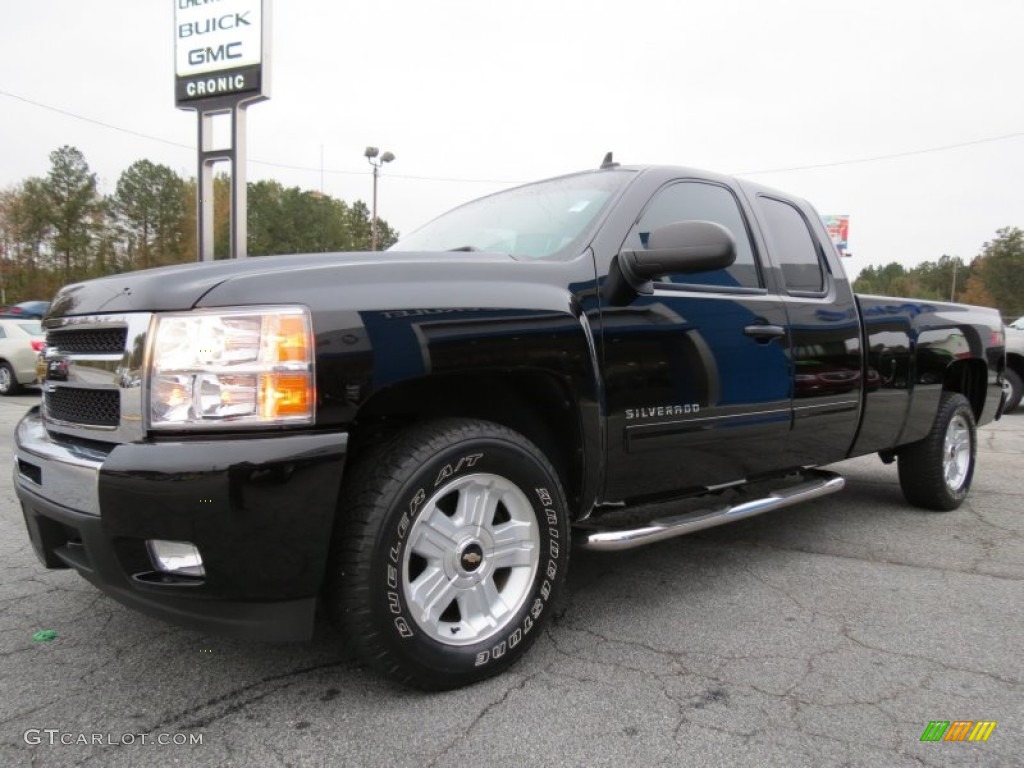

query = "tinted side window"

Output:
[[757, 197, 825, 293], [636, 182, 760, 290]]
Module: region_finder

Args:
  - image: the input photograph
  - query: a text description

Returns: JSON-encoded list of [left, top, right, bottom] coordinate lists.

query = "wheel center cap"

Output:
[[459, 542, 484, 573]]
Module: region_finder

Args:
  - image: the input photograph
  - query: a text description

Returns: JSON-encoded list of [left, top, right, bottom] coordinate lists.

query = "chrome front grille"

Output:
[[46, 328, 128, 355], [41, 313, 152, 443], [44, 387, 120, 427]]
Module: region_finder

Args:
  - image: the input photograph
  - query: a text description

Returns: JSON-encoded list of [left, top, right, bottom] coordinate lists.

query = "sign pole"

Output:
[[174, 0, 270, 261], [197, 111, 216, 261], [231, 105, 249, 259], [195, 104, 251, 261]]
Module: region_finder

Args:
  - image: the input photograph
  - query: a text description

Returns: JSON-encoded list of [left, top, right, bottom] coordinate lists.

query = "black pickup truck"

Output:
[[15, 162, 1007, 689]]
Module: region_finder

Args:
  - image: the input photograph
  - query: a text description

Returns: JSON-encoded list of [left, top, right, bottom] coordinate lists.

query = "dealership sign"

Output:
[[822, 214, 850, 256], [174, 0, 268, 106]]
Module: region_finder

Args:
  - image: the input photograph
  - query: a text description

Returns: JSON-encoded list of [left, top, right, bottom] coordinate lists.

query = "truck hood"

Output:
[[47, 251, 514, 318]]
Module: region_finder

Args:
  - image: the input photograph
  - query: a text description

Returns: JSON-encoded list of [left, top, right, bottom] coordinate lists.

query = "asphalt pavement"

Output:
[[1, 390, 1021, 767]]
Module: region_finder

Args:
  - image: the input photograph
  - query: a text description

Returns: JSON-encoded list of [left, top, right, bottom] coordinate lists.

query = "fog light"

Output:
[[146, 540, 205, 578]]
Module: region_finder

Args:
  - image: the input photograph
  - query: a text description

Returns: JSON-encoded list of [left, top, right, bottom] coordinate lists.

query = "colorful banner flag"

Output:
[[822, 214, 850, 256]]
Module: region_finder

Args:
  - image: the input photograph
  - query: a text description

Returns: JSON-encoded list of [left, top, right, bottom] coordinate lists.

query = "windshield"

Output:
[[391, 170, 634, 260]]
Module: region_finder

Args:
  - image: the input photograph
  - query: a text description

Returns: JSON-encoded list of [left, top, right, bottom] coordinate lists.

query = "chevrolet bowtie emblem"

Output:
[[462, 552, 482, 565]]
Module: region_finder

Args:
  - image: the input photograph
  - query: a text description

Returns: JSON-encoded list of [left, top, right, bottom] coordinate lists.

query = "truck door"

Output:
[[600, 179, 794, 502], [751, 195, 863, 466]]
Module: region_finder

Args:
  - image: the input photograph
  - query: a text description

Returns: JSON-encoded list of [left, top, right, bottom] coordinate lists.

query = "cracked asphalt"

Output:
[[1, 391, 1021, 767]]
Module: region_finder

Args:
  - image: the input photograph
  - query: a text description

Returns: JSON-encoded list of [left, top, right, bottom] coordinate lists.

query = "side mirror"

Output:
[[604, 220, 737, 304]]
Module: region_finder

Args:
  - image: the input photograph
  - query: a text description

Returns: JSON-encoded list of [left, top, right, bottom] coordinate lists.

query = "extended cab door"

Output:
[[750, 193, 863, 466], [600, 179, 795, 502]]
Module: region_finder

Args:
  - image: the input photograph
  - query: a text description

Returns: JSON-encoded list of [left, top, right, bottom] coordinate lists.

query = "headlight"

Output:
[[149, 306, 314, 429]]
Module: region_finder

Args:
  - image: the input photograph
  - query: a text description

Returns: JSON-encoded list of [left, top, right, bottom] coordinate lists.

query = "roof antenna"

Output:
[[600, 152, 619, 170]]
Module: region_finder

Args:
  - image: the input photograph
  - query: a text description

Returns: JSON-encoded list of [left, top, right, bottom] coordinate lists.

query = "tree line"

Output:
[[0, 145, 398, 303], [851, 227, 1024, 320]]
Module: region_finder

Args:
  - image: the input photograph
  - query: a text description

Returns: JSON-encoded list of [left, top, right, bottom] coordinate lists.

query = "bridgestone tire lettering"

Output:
[[326, 418, 570, 690]]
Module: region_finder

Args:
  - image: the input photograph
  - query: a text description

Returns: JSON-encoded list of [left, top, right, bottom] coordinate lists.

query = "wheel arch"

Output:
[[942, 357, 989, 421], [346, 370, 594, 518]]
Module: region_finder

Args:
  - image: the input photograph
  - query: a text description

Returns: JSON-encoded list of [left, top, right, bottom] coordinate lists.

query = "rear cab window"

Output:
[[756, 197, 829, 296]]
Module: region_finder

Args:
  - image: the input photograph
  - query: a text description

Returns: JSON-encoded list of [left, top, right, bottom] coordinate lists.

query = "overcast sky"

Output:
[[2, 0, 1022, 281]]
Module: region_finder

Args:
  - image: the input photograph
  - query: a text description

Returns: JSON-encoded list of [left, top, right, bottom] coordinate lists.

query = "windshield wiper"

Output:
[[446, 245, 480, 252]]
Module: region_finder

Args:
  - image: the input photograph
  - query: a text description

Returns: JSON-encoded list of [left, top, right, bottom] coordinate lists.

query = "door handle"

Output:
[[743, 324, 786, 343]]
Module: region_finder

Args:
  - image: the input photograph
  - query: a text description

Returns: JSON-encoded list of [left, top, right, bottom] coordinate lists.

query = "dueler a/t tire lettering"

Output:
[[326, 418, 569, 690]]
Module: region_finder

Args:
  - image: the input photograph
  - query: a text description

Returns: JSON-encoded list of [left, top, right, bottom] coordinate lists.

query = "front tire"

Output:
[[897, 392, 976, 511], [327, 418, 569, 689]]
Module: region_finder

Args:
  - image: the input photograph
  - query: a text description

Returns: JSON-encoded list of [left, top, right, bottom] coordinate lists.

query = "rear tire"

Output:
[[0, 362, 22, 396], [897, 392, 976, 511], [326, 418, 569, 689], [1004, 368, 1022, 413]]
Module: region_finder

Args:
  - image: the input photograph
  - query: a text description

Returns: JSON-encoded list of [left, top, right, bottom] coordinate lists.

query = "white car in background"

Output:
[[1004, 323, 1024, 413], [0, 318, 45, 395]]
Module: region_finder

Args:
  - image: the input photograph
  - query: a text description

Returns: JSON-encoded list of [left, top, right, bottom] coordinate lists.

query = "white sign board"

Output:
[[174, 0, 268, 106]]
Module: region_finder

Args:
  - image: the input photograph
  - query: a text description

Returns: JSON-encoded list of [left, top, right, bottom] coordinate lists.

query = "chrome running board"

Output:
[[574, 470, 845, 552]]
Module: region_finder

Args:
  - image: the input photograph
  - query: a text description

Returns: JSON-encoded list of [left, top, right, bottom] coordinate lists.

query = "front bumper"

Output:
[[15, 406, 347, 641]]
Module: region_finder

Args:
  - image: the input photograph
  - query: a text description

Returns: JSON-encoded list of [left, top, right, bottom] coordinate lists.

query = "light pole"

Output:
[[364, 146, 395, 251]]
